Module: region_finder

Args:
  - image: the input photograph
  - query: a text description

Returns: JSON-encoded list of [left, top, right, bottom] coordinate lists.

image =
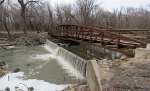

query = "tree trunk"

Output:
[[3, 21, 12, 39], [21, 7, 27, 34]]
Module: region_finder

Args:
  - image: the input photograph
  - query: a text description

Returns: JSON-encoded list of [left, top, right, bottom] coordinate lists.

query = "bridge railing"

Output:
[[50, 24, 147, 48]]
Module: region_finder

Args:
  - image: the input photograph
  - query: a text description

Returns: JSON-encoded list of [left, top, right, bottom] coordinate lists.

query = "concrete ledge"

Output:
[[135, 48, 150, 59], [86, 60, 102, 91], [147, 44, 150, 50]]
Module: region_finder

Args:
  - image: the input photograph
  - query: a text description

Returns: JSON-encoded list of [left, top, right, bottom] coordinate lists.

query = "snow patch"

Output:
[[0, 72, 68, 91]]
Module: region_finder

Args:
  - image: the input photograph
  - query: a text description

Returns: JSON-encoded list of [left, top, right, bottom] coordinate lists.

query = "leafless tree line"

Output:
[[0, 0, 150, 37]]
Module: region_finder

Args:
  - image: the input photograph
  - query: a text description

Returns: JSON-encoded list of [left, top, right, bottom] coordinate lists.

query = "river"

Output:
[[0, 44, 82, 91]]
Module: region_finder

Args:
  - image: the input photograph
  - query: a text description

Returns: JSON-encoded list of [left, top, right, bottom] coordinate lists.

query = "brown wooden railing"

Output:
[[49, 24, 147, 48]]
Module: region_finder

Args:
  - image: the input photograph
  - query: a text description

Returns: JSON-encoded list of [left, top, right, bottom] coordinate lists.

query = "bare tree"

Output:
[[0, 0, 12, 39], [0, 0, 149, 36], [47, 3, 53, 31], [76, 0, 97, 25], [18, 0, 39, 34], [0, 0, 4, 29], [56, 5, 63, 24], [0, 0, 4, 5]]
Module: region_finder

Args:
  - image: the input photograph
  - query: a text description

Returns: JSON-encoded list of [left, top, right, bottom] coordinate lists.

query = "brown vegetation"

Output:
[[0, 0, 149, 38]]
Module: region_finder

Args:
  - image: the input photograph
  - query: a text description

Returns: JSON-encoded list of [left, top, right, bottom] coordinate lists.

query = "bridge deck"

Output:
[[49, 24, 146, 48]]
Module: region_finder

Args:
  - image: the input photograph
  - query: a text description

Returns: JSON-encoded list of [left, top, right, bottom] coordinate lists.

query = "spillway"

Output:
[[45, 40, 87, 80]]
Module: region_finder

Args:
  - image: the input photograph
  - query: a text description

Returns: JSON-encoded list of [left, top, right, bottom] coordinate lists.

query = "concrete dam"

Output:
[[45, 40, 103, 91], [45, 40, 87, 80]]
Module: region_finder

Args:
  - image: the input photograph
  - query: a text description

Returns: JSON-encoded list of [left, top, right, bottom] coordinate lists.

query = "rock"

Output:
[[0, 61, 6, 66], [0, 69, 7, 77], [5, 87, 10, 91], [13, 68, 21, 73], [28, 87, 34, 91], [26, 64, 31, 67], [15, 87, 24, 91], [63, 85, 90, 91], [0, 61, 8, 77]]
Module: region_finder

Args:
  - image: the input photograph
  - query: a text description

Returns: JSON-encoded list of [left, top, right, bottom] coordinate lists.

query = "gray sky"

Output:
[[49, 0, 150, 11], [12, 0, 150, 11]]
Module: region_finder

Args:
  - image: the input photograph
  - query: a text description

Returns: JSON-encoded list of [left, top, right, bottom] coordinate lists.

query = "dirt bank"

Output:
[[0, 32, 48, 47]]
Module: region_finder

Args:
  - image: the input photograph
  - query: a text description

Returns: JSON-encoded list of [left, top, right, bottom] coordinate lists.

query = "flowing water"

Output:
[[0, 44, 83, 84], [0, 39, 123, 90], [0, 40, 88, 90], [45, 40, 87, 79]]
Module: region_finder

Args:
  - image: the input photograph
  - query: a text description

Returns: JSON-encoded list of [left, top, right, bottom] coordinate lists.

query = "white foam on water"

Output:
[[57, 56, 85, 80], [29, 53, 55, 77], [31, 54, 54, 61], [43, 44, 85, 80], [0, 72, 68, 91], [30, 44, 85, 80], [43, 44, 54, 53]]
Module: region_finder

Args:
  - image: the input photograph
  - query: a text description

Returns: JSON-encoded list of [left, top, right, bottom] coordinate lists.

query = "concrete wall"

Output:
[[135, 48, 150, 59], [147, 44, 150, 50], [86, 60, 103, 91]]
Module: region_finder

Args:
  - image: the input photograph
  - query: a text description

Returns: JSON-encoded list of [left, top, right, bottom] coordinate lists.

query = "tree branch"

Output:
[[0, 0, 5, 6], [25, 0, 39, 6], [18, 0, 25, 7]]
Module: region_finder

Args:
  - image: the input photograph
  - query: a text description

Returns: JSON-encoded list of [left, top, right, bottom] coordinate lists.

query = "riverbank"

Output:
[[92, 46, 150, 91], [0, 32, 48, 48], [63, 45, 150, 91]]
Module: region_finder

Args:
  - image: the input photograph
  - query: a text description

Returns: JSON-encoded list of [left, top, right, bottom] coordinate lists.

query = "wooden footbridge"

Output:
[[49, 24, 147, 48]]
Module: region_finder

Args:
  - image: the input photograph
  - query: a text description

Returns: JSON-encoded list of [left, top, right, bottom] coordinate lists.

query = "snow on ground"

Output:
[[0, 72, 68, 91]]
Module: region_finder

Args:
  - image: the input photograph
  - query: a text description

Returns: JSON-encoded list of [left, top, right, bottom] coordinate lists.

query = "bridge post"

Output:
[[147, 28, 150, 43], [117, 31, 121, 48], [101, 32, 104, 46]]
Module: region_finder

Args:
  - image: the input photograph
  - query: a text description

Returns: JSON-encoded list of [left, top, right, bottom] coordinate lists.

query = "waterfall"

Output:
[[44, 40, 87, 80], [44, 40, 58, 53]]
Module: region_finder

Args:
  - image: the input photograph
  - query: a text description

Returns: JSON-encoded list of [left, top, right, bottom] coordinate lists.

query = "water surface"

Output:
[[0, 45, 75, 84]]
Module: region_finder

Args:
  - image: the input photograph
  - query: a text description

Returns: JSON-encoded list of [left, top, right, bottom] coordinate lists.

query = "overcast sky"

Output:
[[12, 0, 150, 11], [49, 0, 150, 11]]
